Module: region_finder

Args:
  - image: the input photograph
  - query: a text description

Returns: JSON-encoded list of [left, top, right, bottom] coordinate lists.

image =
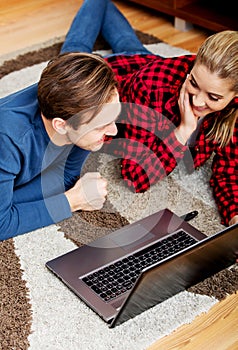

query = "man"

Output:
[[0, 52, 120, 239]]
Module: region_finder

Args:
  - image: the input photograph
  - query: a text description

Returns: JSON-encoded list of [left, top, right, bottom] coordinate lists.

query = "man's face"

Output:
[[65, 91, 120, 151]]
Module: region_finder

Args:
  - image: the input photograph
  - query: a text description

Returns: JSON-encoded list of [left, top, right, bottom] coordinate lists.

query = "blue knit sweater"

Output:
[[0, 84, 89, 240]]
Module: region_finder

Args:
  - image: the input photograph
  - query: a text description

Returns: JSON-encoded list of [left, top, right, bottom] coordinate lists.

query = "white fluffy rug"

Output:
[[0, 43, 223, 350]]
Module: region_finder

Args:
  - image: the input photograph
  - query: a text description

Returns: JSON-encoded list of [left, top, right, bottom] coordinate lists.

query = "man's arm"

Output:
[[0, 167, 72, 240]]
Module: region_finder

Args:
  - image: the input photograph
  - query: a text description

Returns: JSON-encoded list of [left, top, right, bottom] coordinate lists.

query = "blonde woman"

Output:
[[106, 30, 238, 227], [61, 0, 238, 227]]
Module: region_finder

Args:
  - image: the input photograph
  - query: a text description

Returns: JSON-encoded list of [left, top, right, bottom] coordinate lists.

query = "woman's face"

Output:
[[185, 63, 237, 118]]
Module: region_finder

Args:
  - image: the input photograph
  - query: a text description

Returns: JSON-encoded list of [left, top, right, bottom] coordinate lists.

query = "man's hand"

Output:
[[65, 172, 108, 212]]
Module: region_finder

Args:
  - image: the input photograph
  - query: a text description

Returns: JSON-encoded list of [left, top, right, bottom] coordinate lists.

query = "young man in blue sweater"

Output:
[[0, 52, 119, 239]]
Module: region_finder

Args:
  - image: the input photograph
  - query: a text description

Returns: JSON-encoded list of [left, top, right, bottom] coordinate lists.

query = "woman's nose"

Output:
[[192, 93, 206, 107]]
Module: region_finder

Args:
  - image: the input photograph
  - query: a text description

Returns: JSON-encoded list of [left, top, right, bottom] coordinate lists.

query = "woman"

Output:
[[62, 0, 238, 226]]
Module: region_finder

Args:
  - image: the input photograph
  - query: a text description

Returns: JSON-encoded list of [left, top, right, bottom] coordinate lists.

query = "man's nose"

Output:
[[106, 122, 117, 136]]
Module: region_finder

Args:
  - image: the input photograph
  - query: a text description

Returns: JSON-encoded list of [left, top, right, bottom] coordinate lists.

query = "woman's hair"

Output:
[[195, 30, 238, 147], [38, 52, 118, 129]]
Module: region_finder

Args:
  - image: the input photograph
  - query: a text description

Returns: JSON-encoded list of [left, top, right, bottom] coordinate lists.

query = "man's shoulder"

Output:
[[0, 83, 41, 139], [0, 83, 39, 119], [0, 83, 38, 109]]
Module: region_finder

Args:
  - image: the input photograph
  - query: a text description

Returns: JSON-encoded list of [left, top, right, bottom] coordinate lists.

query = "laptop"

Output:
[[46, 208, 238, 328]]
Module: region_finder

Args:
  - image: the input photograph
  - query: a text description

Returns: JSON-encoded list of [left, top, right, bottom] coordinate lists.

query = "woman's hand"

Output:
[[175, 78, 199, 144], [65, 172, 108, 212], [229, 215, 238, 226]]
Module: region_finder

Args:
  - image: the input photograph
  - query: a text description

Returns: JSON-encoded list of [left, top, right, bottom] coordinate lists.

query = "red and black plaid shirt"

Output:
[[104, 54, 238, 225]]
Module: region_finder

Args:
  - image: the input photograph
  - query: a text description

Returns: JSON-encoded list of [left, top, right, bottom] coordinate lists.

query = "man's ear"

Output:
[[52, 118, 67, 135]]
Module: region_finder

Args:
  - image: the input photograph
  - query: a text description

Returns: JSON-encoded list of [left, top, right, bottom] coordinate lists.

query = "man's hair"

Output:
[[38, 52, 118, 129]]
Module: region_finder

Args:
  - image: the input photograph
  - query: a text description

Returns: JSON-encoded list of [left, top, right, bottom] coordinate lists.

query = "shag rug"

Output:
[[0, 31, 237, 350]]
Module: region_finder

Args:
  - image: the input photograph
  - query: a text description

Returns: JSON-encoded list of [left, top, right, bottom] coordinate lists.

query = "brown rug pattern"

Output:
[[0, 30, 237, 349], [0, 240, 32, 350]]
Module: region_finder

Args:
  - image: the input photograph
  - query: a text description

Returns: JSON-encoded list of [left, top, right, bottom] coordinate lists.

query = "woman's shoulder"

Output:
[[105, 52, 195, 66], [132, 54, 195, 89], [145, 54, 195, 74], [105, 53, 195, 84]]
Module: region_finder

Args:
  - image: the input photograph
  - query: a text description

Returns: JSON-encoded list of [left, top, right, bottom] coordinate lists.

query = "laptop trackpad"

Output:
[[110, 224, 155, 251]]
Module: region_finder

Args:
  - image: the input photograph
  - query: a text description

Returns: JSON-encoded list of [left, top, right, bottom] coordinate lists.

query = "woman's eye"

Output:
[[189, 79, 197, 88], [208, 95, 219, 102]]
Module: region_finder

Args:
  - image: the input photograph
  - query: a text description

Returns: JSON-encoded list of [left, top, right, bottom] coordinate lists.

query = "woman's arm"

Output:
[[229, 215, 238, 225], [108, 102, 188, 192], [210, 142, 238, 226]]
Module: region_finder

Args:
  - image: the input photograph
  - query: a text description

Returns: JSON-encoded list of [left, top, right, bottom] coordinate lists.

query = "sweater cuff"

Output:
[[44, 193, 72, 223]]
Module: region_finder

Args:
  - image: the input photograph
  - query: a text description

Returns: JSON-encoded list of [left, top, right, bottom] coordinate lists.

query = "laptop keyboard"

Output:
[[82, 230, 197, 302]]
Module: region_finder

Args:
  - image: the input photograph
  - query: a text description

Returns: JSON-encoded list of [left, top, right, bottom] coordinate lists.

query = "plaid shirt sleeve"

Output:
[[106, 105, 187, 192], [209, 124, 238, 225], [105, 54, 194, 192]]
